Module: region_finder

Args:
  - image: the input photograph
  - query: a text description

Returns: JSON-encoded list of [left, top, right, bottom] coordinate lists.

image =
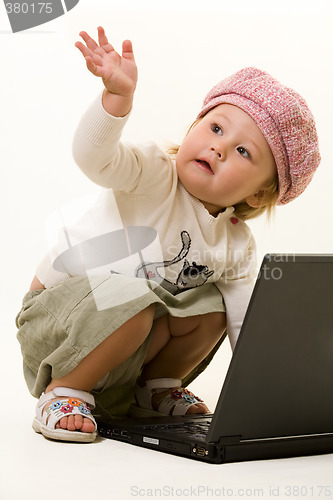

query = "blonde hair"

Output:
[[167, 119, 279, 221]]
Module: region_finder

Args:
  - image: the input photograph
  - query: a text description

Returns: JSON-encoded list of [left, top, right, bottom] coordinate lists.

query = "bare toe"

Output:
[[81, 418, 96, 433], [66, 414, 76, 431], [59, 416, 69, 429], [186, 402, 210, 414], [74, 414, 84, 430]]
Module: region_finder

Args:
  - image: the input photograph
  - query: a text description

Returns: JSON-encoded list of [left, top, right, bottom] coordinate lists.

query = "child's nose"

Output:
[[210, 146, 223, 159]]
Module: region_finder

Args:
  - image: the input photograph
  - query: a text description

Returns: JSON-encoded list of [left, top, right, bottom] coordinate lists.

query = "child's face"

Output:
[[175, 104, 277, 216]]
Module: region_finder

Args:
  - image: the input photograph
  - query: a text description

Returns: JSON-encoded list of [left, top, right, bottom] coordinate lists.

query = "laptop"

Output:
[[96, 254, 333, 463]]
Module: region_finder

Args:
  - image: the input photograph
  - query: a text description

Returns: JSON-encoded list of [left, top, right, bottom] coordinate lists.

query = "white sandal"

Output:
[[33, 387, 98, 443], [134, 378, 207, 416]]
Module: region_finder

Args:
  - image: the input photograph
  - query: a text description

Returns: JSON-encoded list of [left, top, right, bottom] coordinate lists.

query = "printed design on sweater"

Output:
[[135, 230, 214, 295]]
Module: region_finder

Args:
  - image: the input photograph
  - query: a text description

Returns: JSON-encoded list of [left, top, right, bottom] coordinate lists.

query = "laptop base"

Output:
[[97, 416, 333, 464]]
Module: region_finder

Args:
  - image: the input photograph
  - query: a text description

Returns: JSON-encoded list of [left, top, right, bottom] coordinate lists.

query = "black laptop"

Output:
[[96, 254, 333, 463]]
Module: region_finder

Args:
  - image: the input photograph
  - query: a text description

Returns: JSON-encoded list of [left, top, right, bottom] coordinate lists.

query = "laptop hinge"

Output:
[[218, 435, 242, 445]]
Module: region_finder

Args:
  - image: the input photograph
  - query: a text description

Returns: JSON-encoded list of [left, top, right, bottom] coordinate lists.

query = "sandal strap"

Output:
[[37, 387, 95, 410], [135, 378, 205, 416], [145, 378, 182, 392], [157, 388, 204, 416]]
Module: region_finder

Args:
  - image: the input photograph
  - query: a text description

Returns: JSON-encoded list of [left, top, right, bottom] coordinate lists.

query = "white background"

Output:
[[0, 0, 332, 498]]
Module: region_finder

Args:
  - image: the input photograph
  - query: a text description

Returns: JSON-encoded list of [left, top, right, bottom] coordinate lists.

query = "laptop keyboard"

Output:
[[143, 420, 211, 439]]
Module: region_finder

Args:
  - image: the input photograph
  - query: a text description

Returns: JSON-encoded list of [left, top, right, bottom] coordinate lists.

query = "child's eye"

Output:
[[237, 146, 251, 159], [211, 123, 223, 135]]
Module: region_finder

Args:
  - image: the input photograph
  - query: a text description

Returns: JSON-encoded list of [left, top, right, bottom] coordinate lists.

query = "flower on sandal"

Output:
[[170, 390, 183, 400], [50, 400, 62, 411], [184, 389, 203, 403], [68, 398, 81, 407], [78, 403, 91, 415], [183, 394, 197, 403], [60, 404, 73, 414]]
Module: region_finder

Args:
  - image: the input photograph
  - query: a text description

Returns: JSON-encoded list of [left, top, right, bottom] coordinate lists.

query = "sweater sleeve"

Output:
[[215, 236, 257, 351], [72, 92, 170, 192], [35, 252, 70, 288], [35, 95, 174, 289]]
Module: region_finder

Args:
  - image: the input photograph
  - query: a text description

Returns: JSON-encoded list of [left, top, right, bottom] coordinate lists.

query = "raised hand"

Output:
[[75, 26, 138, 99]]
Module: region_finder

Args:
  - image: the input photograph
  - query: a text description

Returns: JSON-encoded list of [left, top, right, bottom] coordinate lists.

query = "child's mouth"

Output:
[[195, 159, 214, 174]]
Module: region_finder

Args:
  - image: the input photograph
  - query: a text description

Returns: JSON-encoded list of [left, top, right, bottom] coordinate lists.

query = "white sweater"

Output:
[[36, 93, 258, 349]]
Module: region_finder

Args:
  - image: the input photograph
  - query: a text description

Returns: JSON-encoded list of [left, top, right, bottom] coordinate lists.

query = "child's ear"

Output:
[[245, 190, 269, 208]]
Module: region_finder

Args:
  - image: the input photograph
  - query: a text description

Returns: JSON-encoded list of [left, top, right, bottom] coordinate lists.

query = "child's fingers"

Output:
[[97, 26, 114, 53], [122, 39, 135, 60], [75, 41, 93, 59], [85, 56, 104, 78], [79, 30, 99, 52], [90, 52, 104, 66]]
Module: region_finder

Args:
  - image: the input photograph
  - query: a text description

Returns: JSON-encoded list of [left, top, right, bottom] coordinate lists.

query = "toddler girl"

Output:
[[16, 27, 320, 443]]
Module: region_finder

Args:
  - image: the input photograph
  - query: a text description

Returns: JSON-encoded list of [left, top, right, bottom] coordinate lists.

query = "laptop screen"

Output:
[[208, 254, 333, 442]]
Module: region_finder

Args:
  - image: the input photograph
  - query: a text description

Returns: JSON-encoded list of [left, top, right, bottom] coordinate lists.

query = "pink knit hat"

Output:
[[197, 67, 321, 205]]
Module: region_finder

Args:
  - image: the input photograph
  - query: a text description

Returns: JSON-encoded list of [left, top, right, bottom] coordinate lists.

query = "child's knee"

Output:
[[205, 312, 226, 334], [192, 312, 226, 344], [129, 304, 155, 336], [169, 311, 226, 338]]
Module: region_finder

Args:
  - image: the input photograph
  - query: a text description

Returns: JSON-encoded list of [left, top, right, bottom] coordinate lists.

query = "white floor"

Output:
[[2, 312, 332, 500], [1, 4, 333, 498]]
